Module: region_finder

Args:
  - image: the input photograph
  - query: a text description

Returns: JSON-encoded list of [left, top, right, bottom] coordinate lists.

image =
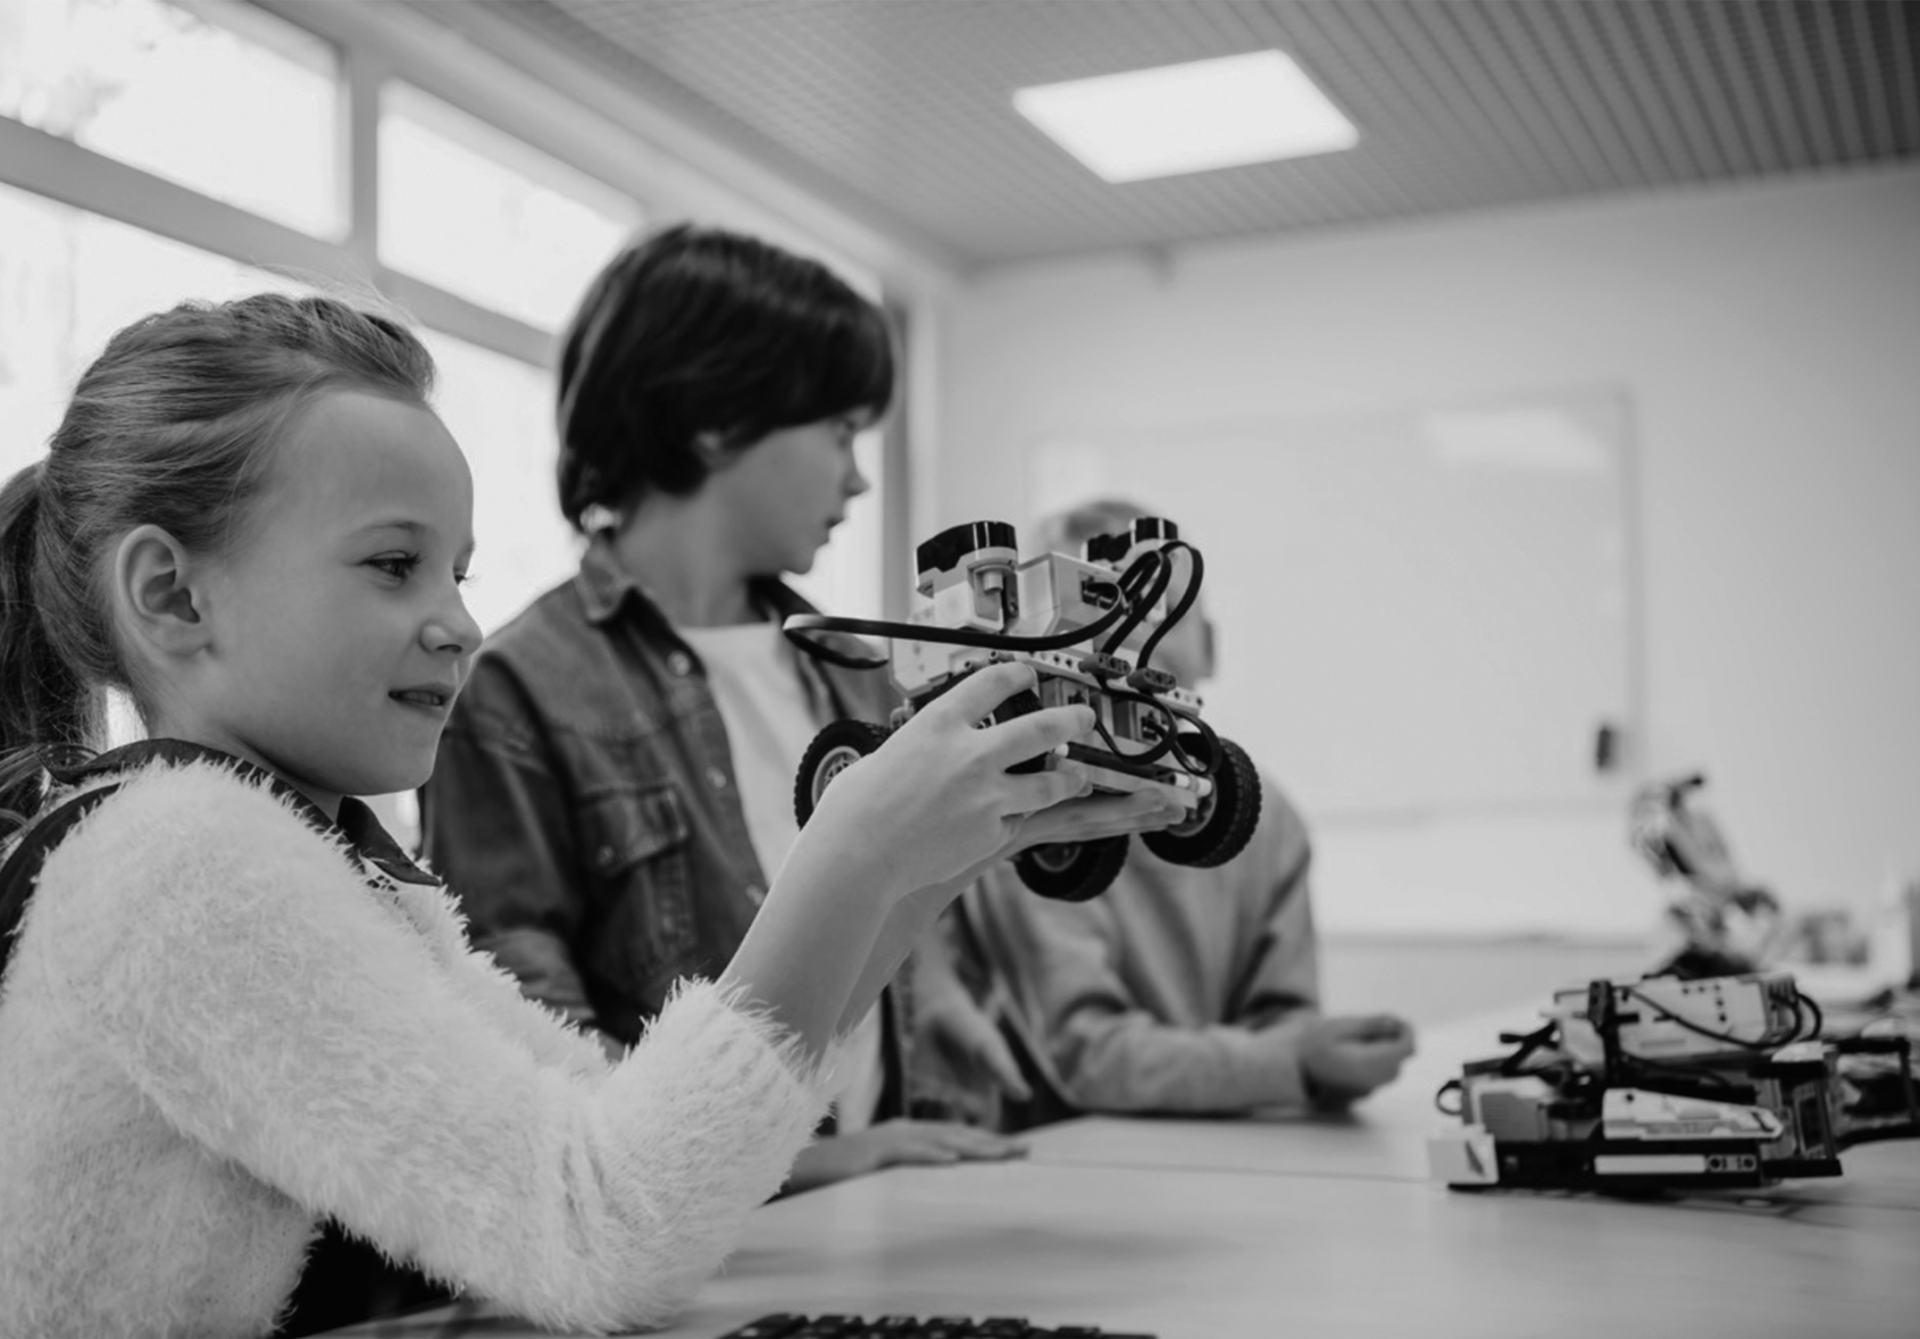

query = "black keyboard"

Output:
[[718, 1314, 1155, 1339]]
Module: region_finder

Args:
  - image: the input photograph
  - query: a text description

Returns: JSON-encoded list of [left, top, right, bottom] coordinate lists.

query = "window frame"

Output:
[[0, 0, 925, 613]]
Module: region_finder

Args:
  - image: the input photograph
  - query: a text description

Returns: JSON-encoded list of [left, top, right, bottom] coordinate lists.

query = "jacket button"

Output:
[[707, 766, 729, 791], [596, 844, 616, 868], [667, 651, 693, 676], [744, 881, 765, 906]]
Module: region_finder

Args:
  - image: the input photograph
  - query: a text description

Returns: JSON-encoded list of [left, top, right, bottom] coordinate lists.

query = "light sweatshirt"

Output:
[[963, 770, 1321, 1114], [0, 759, 836, 1339]]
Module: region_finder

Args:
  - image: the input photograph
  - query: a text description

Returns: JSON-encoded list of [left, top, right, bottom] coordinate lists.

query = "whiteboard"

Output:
[[1027, 388, 1640, 820]]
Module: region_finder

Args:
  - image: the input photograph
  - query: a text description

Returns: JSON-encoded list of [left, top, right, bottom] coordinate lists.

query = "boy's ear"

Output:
[[693, 429, 737, 473], [112, 524, 212, 661]]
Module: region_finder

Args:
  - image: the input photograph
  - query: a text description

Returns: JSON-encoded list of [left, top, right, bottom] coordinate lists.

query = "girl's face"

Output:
[[182, 390, 480, 815], [708, 410, 874, 576]]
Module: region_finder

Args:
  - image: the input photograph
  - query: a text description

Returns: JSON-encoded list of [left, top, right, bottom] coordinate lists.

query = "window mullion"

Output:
[[0, 116, 353, 287], [377, 269, 556, 370], [343, 44, 384, 280]]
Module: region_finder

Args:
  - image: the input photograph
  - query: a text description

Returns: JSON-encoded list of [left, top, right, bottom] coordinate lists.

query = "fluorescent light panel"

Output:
[[1014, 50, 1358, 183]]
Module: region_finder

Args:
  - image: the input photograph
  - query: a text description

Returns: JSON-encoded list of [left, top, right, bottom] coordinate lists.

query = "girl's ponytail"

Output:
[[0, 464, 96, 831]]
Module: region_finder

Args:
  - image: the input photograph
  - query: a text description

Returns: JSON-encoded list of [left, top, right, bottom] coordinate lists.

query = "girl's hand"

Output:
[[784, 1120, 1027, 1192], [724, 662, 1184, 1058], [802, 661, 1148, 902]]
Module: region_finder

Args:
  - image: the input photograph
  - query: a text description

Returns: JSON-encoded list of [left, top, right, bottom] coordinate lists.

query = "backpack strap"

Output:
[[0, 781, 128, 982]]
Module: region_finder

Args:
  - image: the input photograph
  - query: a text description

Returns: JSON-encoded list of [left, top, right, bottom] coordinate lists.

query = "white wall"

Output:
[[937, 163, 1920, 939]]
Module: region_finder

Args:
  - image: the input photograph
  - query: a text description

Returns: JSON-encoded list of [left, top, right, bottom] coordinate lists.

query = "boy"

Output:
[[950, 499, 1415, 1122]]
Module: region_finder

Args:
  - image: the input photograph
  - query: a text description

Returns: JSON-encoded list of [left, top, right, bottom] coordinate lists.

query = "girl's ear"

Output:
[[112, 525, 211, 661], [694, 429, 738, 473]]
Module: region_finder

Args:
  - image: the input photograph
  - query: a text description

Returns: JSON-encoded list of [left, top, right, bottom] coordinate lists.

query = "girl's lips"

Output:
[[389, 687, 452, 712]]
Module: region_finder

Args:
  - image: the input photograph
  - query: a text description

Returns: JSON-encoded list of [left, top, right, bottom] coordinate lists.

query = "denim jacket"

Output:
[[420, 535, 910, 1113]]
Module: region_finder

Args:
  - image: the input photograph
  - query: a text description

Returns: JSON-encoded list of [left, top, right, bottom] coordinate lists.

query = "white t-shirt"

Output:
[[680, 621, 887, 1132]]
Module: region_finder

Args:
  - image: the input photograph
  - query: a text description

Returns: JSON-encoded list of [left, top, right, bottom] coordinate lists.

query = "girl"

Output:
[[421, 225, 1036, 1190], [0, 292, 1176, 1338]]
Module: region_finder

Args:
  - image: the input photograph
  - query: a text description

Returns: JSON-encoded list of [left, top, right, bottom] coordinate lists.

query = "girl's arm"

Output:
[[829, 777, 1185, 1038], [47, 765, 830, 1333], [719, 662, 1166, 1053]]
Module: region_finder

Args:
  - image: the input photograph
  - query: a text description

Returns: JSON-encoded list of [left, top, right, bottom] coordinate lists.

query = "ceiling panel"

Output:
[[452, 0, 1920, 268]]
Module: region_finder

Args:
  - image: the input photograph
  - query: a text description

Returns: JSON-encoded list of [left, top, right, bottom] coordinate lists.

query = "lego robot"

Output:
[[1428, 969, 1918, 1194], [1629, 773, 1786, 977], [783, 516, 1261, 901]]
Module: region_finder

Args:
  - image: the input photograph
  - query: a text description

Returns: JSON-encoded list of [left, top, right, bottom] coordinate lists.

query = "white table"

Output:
[[335, 1006, 1920, 1339]]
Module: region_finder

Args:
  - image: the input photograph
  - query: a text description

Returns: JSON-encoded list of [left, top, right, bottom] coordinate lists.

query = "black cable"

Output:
[[1100, 548, 1177, 656], [1098, 689, 1182, 767], [1168, 713, 1222, 779], [782, 542, 1222, 788], [1135, 542, 1205, 671], [1617, 1055, 1743, 1094], [782, 589, 1133, 668], [1796, 989, 1826, 1040]]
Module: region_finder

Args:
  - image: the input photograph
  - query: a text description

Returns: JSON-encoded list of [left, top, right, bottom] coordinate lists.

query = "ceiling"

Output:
[[456, 0, 1920, 270]]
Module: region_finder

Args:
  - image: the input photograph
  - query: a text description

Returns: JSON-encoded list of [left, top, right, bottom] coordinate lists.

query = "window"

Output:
[[0, 0, 342, 237], [0, 179, 295, 481], [380, 83, 639, 332], [0, 0, 897, 639], [418, 329, 583, 633]]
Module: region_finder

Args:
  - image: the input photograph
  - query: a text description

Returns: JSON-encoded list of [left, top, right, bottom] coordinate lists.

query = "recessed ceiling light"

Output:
[[1013, 49, 1358, 184]]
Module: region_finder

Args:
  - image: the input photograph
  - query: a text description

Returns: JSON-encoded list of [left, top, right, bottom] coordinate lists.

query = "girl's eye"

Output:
[[369, 553, 419, 580]]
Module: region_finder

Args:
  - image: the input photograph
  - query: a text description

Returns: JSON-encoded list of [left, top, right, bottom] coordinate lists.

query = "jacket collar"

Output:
[[573, 530, 822, 630], [51, 740, 438, 887]]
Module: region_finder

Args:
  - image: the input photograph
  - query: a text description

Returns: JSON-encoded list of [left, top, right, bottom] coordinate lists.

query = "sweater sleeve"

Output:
[[393, 876, 621, 1083], [38, 764, 833, 1333], [1226, 782, 1323, 1032], [985, 882, 1310, 1116]]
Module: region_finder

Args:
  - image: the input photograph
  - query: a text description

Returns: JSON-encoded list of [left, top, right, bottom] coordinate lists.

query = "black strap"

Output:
[[0, 781, 126, 983]]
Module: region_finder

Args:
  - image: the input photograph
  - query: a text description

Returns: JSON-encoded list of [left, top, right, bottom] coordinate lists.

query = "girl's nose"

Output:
[[424, 596, 483, 657]]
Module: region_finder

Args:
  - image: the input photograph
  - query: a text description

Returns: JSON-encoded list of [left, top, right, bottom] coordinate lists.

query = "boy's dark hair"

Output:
[[554, 223, 895, 532], [0, 293, 435, 828]]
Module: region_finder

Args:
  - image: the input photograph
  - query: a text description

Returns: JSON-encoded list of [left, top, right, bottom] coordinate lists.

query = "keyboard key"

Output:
[[720, 1318, 808, 1339], [716, 1313, 1156, 1339]]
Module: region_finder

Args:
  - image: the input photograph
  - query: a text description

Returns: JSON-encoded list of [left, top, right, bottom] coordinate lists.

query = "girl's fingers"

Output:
[[979, 701, 1097, 765], [996, 760, 1095, 815], [919, 660, 1039, 727], [1012, 789, 1183, 846]]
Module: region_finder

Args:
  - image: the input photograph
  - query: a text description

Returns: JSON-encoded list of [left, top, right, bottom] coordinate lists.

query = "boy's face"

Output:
[[1147, 600, 1217, 687], [186, 390, 479, 815], [708, 410, 874, 576]]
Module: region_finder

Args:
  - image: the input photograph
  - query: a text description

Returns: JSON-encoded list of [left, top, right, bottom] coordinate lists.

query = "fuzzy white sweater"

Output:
[[0, 761, 837, 1338]]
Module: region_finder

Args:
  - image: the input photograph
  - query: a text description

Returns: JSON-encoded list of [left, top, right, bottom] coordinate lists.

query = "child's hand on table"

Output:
[[1300, 1014, 1417, 1106], [785, 1119, 1028, 1193]]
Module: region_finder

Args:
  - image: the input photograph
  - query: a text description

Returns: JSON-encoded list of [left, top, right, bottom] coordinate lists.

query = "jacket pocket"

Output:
[[581, 780, 689, 878], [580, 782, 701, 989]]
